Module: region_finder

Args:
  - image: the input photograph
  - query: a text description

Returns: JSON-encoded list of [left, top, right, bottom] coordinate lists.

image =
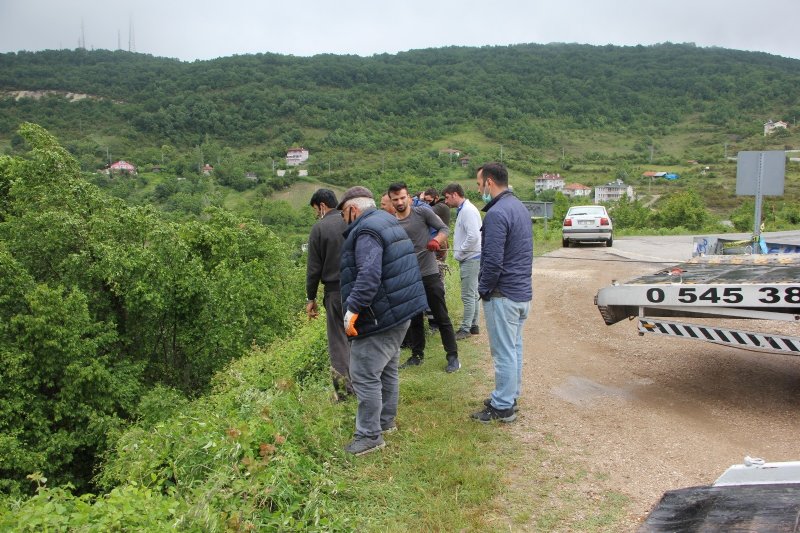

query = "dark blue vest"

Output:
[[340, 209, 427, 337]]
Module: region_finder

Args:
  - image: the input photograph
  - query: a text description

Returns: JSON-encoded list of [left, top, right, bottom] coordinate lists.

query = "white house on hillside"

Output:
[[563, 183, 592, 199], [594, 179, 634, 204], [107, 160, 137, 175], [764, 119, 788, 136], [286, 147, 309, 166], [534, 173, 564, 193]]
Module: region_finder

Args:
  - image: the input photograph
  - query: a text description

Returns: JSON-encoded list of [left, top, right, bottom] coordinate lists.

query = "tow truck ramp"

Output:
[[638, 318, 800, 354]]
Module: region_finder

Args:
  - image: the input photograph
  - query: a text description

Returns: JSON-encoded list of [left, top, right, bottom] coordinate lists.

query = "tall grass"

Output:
[[1, 256, 632, 531]]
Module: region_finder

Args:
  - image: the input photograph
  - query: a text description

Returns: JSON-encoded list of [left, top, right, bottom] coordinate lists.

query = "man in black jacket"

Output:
[[306, 189, 353, 400]]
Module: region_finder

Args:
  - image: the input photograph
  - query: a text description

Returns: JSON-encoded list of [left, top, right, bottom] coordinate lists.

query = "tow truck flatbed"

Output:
[[595, 254, 800, 354]]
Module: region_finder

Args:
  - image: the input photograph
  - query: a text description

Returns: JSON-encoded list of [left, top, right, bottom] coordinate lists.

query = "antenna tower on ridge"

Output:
[[79, 18, 86, 49], [128, 17, 136, 53]]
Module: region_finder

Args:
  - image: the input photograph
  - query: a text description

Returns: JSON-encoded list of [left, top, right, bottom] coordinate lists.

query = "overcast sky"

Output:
[[1, 0, 798, 62]]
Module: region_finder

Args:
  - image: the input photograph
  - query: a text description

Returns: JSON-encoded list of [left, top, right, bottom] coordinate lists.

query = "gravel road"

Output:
[[498, 233, 800, 529]]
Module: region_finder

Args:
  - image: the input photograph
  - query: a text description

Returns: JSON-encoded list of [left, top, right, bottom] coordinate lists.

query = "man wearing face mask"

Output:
[[306, 189, 353, 401], [338, 186, 427, 455], [472, 163, 533, 423]]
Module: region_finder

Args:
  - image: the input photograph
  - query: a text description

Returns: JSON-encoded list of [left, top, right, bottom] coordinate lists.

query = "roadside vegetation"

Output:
[[1, 41, 800, 529], [0, 225, 628, 530]]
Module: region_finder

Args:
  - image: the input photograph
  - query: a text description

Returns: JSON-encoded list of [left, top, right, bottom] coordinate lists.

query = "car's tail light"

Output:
[[600, 217, 609, 226], [563, 219, 572, 226]]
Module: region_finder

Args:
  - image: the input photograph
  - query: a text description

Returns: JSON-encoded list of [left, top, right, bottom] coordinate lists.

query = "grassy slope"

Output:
[[335, 255, 628, 531]]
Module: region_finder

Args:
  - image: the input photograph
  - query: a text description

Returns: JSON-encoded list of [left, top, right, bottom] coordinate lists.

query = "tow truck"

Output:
[[595, 245, 800, 356], [595, 240, 800, 529]]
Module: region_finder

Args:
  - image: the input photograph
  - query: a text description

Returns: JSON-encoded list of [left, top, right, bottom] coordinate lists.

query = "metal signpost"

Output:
[[736, 151, 785, 253], [521, 201, 553, 231]]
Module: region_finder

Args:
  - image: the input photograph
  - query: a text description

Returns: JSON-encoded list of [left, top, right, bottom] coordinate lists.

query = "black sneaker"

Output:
[[445, 358, 461, 373], [484, 397, 519, 412], [400, 354, 423, 368], [454, 329, 471, 340], [470, 326, 480, 335], [471, 405, 516, 423], [344, 435, 386, 456]]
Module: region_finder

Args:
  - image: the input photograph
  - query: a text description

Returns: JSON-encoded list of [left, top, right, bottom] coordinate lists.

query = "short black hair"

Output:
[[423, 187, 439, 199], [387, 182, 409, 195], [441, 183, 464, 197], [309, 188, 338, 209], [479, 162, 508, 187]]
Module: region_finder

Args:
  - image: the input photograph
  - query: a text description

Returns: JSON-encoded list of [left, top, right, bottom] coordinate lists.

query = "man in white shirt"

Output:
[[442, 183, 482, 340]]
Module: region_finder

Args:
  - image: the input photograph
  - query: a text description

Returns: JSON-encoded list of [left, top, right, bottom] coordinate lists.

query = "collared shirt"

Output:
[[453, 199, 481, 262]]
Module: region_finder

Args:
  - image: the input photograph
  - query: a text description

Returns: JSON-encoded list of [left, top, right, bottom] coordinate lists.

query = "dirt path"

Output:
[[496, 239, 800, 530]]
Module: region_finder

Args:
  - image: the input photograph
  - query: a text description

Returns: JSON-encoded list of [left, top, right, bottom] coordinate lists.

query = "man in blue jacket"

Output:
[[471, 162, 533, 423], [339, 186, 427, 455]]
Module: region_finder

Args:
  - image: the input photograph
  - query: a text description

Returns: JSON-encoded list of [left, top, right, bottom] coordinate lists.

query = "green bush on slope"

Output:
[[1, 317, 354, 531]]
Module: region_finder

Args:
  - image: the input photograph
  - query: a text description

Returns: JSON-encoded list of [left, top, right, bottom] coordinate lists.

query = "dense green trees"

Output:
[[0, 124, 303, 494], [3, 44, 799, 152]]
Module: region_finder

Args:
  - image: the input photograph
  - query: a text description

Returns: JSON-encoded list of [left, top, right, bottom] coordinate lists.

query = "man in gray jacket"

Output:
[[306, 189, 353, 400], [388, 182, 460, 373]]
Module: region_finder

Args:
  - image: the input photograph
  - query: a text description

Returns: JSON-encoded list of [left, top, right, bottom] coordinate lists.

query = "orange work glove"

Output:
[[343, 310, 359, 337], [426, 239, 441, 252]]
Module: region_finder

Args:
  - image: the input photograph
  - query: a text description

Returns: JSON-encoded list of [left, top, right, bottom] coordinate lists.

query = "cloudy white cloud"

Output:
[[1, 0, 797, 61]]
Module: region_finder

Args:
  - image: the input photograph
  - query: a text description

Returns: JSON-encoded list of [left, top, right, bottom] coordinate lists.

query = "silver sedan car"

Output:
[[562, 205, 613, 247]]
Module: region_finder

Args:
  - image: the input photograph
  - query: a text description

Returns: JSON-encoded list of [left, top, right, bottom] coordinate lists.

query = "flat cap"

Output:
[[336, 186, 374, 210]]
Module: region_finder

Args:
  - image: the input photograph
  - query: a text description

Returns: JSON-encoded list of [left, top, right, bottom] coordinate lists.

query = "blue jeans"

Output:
[[349, 320, 410, 438], [483, 296, 530, 410], [459, 259, 480, 332]]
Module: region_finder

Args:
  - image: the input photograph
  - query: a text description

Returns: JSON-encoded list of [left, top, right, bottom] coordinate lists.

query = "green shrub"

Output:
[[1, 318, 352, 530], [0, 124, 305, 493]]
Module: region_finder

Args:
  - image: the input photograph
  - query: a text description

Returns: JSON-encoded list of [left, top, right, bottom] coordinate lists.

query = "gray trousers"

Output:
[[324, 289, 353, 396], [459, 258, 480, 331], [349, 320, 410, 438]]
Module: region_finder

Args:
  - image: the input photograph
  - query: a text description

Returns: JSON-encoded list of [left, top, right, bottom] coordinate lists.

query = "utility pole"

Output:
[[500, 144, 503, 163]]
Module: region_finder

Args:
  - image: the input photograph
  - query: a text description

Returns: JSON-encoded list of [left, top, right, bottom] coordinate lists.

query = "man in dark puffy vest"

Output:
[[339, 186, 427, 456]]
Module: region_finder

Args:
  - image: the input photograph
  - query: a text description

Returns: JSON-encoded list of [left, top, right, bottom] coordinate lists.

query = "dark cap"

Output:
[[336, 186, 374, 210]]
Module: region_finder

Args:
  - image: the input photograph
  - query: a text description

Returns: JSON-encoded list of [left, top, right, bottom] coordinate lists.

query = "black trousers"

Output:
[[408, 273, 458, 361]]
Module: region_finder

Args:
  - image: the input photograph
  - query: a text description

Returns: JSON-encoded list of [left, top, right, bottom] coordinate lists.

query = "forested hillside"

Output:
[[2, 43, 800, 164]]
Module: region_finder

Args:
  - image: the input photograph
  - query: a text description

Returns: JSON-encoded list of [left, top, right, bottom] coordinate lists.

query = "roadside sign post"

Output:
[[521, 201, 553, 231], [736, 151, 785, 254]]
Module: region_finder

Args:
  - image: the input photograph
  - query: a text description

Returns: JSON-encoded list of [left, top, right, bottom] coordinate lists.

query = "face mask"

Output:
[[480, 179, 492, 203]]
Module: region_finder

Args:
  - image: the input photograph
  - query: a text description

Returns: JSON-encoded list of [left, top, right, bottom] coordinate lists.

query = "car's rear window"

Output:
[[567, 207, 606, 216]]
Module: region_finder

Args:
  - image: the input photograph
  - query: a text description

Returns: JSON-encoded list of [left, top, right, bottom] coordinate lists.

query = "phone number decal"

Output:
[[644, 286, 800, 305]]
